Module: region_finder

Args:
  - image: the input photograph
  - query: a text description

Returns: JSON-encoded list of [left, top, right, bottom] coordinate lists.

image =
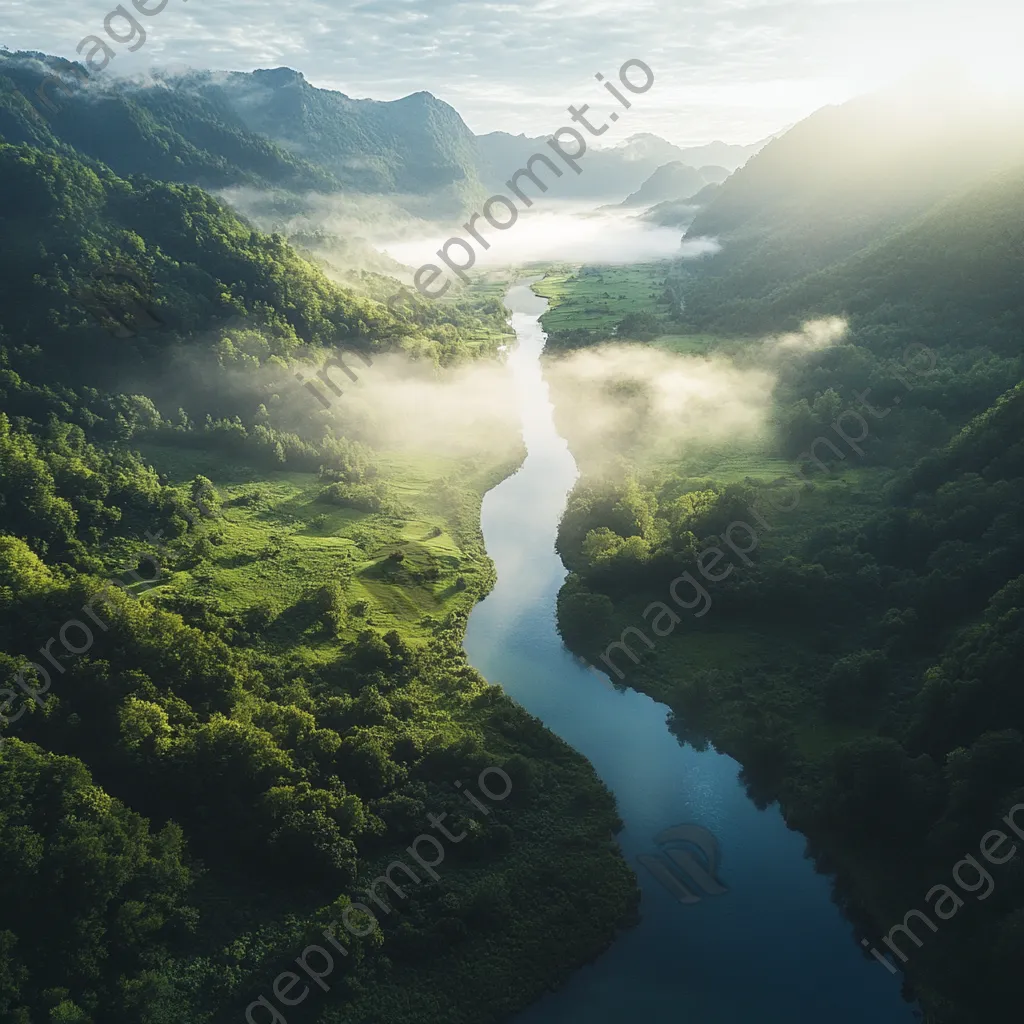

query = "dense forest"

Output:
[[548, 85, 1024, 1024], [0, 77, 640, 1023], [0, 50, 484, 208]]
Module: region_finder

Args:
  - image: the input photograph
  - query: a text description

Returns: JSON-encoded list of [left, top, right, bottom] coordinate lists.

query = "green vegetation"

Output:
[[0, 114, 638, 1024], [0, 140, 511, 390], [543, 106, 1024, 1022], [0, 52, 340, 193], [193, 68, 485, 210], [0, 52, 484, 211], [534, 263, 701, 350], [534, 261, 757, 360], [133, 450, 508, 648]]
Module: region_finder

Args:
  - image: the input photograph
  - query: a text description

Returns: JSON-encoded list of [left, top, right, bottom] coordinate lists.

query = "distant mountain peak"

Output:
[[251, 67, 306, 87], [614, 133, 685, 161], [622, 132, 665, 143], [616, 160, 718, 208]]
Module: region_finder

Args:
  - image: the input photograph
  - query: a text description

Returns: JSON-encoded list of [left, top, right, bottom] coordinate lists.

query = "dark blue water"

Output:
[[462, 282, 916, 1024]]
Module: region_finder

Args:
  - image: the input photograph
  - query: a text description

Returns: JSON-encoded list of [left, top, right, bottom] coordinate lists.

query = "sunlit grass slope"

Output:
[[130, 445, 520, 655]]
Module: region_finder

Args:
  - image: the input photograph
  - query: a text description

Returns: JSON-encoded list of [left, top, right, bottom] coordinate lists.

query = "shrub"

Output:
[[317, 481, 390, 512]]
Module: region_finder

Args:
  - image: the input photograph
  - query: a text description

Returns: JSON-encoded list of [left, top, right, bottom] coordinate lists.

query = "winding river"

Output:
[[462, 282, 917, 1023]]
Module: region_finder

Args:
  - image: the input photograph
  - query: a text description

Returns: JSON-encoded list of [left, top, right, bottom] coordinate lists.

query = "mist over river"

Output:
[[462, 281, 917, 1023], [378, 206, 717, 270]]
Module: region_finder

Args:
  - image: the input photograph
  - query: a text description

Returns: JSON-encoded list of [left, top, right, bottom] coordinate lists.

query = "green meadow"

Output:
[[533, 263, 671, 335], [125, 443, 524, 660], [534, 262, 755, 358]]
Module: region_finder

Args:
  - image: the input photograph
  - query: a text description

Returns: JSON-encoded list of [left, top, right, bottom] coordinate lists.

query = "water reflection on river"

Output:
[[462, 281, 915, 1024]]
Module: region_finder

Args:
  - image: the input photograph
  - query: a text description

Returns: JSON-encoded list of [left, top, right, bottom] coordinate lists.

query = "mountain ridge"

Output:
[[681, 77, 1024, 330], [616, 160, 727, 209]]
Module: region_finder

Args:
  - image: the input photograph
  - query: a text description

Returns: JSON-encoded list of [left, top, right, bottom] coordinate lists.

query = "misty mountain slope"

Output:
[[194, 67, 485, 208], [617, 132, 765, 172], [0, 52, 342, 192], [697, 165, 731, 185], [682, 75, 1024, 327], [763, 164, 1024, 341], [476, 130, 759, 201], [638, 181, 724, 227], [617, 160, 722, 208], [0, 53, 485, 213], [475, 128, 662, 200], [639, 201, 701, 228], [0, 139, 471, 395], [0, 51, 756, 219]]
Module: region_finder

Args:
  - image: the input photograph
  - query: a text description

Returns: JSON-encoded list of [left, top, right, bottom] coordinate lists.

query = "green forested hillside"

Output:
[[0, 52, 484, 213], [202, 68, 484, 205], [763, 165, 1024, 342], [0, 139, 508, 388], [0, 52, 341, 192], [544, 101, 1024, 1019], [0, 119, 638, 1023], [681, 76, 1024, 330]]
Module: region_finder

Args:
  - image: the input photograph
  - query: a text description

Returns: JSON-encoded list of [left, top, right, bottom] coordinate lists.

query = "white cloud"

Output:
[[378, 206, 692, 269], [2, 0, 1022, 143]]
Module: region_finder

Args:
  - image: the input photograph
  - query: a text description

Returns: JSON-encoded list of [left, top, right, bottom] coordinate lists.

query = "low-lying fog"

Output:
[[543, 318, 849, 469], [377, 204, 718, 268], [285, 313, 845, 472], [204, 190, 842, 470], [218, 190, 718, 279]]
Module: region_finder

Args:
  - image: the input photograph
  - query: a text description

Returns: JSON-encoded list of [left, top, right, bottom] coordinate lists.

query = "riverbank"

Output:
[[463, 278, 914, 1023], [0, 294, 640, 1024], [535, 256, 1021, 1023]]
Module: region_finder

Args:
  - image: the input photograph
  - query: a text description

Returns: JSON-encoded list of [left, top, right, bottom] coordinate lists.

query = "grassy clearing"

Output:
[[533, 265, 758, 362], [646, 441, 793, 483], [534, 263, 674, 335], [129, 442, 524, 662], [649, 333, 719, 356]]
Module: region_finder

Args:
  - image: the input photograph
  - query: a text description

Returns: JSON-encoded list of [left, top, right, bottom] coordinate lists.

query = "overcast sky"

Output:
[[1, 0, 1020, 144]]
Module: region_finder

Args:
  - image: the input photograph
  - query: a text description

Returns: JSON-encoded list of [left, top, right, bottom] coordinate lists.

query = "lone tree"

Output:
[[615, 311, 664, 340]]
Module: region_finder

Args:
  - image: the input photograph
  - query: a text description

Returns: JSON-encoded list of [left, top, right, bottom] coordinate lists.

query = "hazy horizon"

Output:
[[3, 0, 1022, 147]]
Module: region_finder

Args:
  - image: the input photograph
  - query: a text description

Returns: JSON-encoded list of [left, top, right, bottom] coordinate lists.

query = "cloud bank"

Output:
[[5, 0, 1021, 144]]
